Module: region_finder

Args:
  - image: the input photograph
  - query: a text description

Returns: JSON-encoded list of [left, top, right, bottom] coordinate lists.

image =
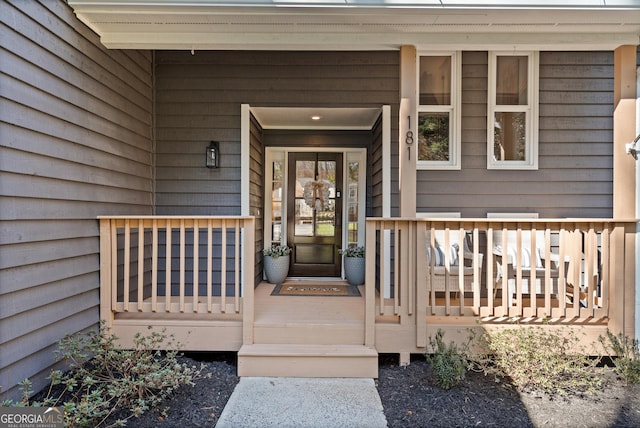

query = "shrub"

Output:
[[339, 246, 365, 258], [263, 244, 292, 258], [599, 330, 640, 384], [426, 329, 469, 390], [470, 326, 602, 396], [4, 324, 208, 427]]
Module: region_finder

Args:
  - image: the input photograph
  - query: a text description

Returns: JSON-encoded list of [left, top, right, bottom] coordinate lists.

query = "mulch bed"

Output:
[[377, 354, 640, 427], [94, 352, 640, 427]]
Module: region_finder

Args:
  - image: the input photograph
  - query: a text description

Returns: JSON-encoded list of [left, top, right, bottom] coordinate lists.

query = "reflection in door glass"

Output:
[[294, 160, 315, 236], [295, 161, 315, 197], [316, 160, 336, 236], [294, 199, 314, 237], [293, 159, 337, 237], [347, 160, 359, 246], [316, 200, 335, 237], [271, 160, 283, 243]]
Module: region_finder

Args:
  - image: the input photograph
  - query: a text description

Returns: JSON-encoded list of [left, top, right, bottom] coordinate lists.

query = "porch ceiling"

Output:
[[68, 1, 640, 51], [251, 107, 381, 130]]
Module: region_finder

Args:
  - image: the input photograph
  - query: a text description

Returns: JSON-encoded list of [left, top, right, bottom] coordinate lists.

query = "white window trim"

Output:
[[417, 51, 462, 170], [487, 51, 539, 170]]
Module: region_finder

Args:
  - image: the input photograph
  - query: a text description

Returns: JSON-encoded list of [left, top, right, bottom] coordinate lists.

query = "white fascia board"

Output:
[[70, 0, 640, 50], [70, 0, 639, 8], [100, 30, 639, 51]]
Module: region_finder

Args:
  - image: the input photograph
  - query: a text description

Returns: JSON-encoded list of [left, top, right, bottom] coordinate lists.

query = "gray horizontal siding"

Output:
[[417, 50, 614, 218], [154, 50, 400, 217], [0, 0, 153, 400]]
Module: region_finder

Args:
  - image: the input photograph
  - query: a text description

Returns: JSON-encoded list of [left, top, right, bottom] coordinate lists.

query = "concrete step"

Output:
[[237, 344, 378, 378]]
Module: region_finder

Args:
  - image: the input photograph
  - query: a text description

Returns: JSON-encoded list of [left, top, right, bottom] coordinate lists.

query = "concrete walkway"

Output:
[[216, 377, 388, 428]]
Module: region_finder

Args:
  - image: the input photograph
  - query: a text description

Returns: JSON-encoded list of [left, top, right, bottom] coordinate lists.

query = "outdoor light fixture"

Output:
[[626, 134, 640, 160], [206, 141, 219, 168]]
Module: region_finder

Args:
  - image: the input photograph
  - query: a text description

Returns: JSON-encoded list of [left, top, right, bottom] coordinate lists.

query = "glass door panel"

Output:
[[287, 153, 343, 277]]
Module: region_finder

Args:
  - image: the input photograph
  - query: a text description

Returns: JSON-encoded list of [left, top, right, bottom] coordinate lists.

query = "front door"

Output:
[[287, 152, 343, 276]]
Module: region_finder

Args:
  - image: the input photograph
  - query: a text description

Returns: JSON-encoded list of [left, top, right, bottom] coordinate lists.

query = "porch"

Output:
[[98, 216, 637, 377]]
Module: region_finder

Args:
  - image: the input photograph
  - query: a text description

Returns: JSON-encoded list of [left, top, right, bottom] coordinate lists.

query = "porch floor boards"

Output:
[[254, 281, 365, 325]]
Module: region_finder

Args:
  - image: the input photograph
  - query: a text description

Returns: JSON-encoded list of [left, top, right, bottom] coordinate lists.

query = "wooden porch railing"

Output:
[[98, 216, 635, 355], [98, 216, 255, 331], [364, 218, 637, 349]]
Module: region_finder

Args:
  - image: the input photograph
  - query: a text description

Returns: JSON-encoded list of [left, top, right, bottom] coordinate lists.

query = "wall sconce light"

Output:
[[206, 141, 219, 168]]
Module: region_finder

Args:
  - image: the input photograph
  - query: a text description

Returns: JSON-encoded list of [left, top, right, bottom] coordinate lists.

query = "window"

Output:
[[488, 51, 539, 169], [417, 52, 461, 170]]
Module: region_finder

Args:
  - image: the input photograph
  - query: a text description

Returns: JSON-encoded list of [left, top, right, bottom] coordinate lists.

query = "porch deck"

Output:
[[98, 216, 636, 376]]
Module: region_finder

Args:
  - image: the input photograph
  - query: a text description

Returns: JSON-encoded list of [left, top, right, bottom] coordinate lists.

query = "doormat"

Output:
[[271, 282, 361, 297]]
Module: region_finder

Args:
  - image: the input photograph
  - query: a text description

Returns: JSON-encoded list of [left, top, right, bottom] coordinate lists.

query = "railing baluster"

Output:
[[428, 223, 436, 314], [193, 221, 199, 312], [393, 221, 399, 315], [514, 224, 523, 317], [601, 225, 610, 314], [443, 225, 450, 314], [543, 226, 551, 316], [486, 225, 494, 316], [165, 221, 172, 312], [235, 219, 240, 313], [585, 223, 597, 316], [110, 221, 117, 312], [179, 219, 185, 313], [570, 224, 581, 319], [137, 220, 144, 312], [458, 225, 464, 312], [221, 221, 227, 313], [472, 225, 481, 309], [529, 223, 537, 316], [151, 219, 158, 312], [500, 225, 509, 316], [123, 219, 130, 312], [207, 219, 213, 313], [555, 226, 567, 318]]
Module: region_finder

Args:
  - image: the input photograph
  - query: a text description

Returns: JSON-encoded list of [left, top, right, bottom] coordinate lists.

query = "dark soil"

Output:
[[98, 352, 640, 427], [377, 355, 640, 428]]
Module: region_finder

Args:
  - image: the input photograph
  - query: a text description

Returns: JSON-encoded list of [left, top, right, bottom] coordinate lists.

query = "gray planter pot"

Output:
[[264, 255, 290, 285], [344, 256, 365, 286]]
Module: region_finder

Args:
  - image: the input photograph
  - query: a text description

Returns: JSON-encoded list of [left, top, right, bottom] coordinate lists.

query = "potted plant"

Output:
[[339, 245, 366, 286], [262, 244, 291, 285]]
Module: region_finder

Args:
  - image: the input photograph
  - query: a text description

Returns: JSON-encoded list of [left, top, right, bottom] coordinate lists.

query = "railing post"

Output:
[[242, 217, 256, 346], [416, 220, 427, 348], [365, 219, 376, 347], [99, 218, 114, 328], [624, 222, 636, 338], [609, 223, 627, 334]]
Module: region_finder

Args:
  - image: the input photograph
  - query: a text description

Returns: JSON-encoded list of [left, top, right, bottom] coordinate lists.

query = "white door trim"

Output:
[[264, 147, 367, 259], [241, 104, 391, 284]]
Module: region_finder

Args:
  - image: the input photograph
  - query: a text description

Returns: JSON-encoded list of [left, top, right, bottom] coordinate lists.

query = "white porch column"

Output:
[[399, 46, 417, 217]]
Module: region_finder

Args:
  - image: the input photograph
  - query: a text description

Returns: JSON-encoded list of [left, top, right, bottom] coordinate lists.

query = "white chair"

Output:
[[488, 213, 565, 305], [418, 213, 484, 296]]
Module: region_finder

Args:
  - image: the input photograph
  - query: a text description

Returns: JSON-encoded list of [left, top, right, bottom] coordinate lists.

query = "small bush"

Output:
[[5, 324, 208, 427], [470, 326, 602, 396], [600, 330, 640, 384], [426, 329, 469, 390], [339, 246, 365, 258], [263, 244, 292, 258]]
